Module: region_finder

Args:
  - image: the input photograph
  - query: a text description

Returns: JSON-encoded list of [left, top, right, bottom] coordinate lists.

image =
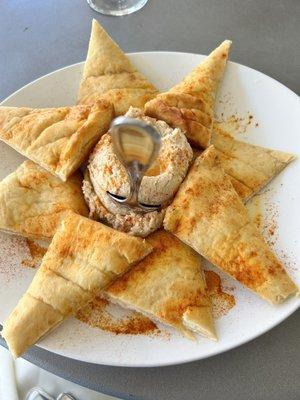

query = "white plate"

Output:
[[0, 52, 299, 367]]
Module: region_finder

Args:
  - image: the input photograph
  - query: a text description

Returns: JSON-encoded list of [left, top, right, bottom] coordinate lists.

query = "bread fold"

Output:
[[211, 126, 295, 201], [164, 146, 298, 304], [0, 101, 113, 181], [2, 212, 153, 357], [106, 230, 216, 340], [0, 160, 88, 240], [78, 19, 158, 115], [145, 41, 231, 148]]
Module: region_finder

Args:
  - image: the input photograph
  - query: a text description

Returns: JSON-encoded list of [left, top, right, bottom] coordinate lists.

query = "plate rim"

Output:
[[0, 51, 299, 367], [2, 51, 299, 106]]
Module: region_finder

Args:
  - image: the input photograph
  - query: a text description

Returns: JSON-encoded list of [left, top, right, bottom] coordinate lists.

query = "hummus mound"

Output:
[[88, 107, 193, 206], [83, 171, 165, 237], [83, 107, 193, 237]]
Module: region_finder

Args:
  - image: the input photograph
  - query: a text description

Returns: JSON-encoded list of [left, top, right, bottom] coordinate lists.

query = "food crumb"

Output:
[[262, 202, 279, 246], [216, 112, 257, 135]]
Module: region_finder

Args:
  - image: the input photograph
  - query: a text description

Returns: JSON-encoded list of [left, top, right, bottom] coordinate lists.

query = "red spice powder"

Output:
[[204, 270, 236, 318], [76, 297, 158, 335], [0, 234, 29, 283], [216, 112, 257, 135], [76, 271, 237, 336]]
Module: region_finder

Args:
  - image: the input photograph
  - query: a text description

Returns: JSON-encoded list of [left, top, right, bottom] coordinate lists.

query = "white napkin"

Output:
[[0, 346, 19, 400], [0, 346, 119, 400]]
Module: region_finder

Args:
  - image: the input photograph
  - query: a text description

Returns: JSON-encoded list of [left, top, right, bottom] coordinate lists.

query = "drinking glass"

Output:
[[87, 0, 149, 16]]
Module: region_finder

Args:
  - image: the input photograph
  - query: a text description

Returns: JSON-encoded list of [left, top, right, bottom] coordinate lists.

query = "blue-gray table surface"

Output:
[[0, 1, 299, 399]]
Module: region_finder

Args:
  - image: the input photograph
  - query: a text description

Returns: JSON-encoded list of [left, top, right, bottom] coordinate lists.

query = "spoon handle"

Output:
[[126, 161, 144, 206]]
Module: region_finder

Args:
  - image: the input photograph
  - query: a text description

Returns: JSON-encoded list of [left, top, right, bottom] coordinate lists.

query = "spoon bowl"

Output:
[[108, 116, 162, 213]]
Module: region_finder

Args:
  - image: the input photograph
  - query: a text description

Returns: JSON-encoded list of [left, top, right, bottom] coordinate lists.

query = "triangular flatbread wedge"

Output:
[[78, 19, 158, 115], [0, 100, 113, 181], [212, 125, 295, 201], [145, 40, 231, 149], [0, 160, 88, 240], [106, 230, 216, 340], [164, 146, 298, 304], [1, 212, 152, 357]]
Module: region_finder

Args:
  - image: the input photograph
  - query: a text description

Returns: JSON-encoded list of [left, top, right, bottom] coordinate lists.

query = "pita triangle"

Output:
[[78, 19, 158, 115], [164, 147, 298, 304], [0, 160, 88, 240], [212, 125, 295, 201], [2, 212, 153, 357], [145, 40, 231, 149], [106, 230, 216, 341], [0, 100, 113, 181]]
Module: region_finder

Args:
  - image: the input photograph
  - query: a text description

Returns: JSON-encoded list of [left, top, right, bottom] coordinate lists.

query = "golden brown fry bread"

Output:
[[78, 19, 158, 115], [212, 125, 295, 201], [106, 230, 216, 340], [0, 100, 113, 181], [164, 146, 298, 305], [2, 212, 153, 357], [0, 160, 88, 240], [145, 41, 231, 149]]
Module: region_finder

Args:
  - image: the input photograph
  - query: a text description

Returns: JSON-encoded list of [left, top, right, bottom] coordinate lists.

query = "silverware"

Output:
[[56, 394, 77, 400], [25, 386, 77, 400], [108, 116, 161, 213]]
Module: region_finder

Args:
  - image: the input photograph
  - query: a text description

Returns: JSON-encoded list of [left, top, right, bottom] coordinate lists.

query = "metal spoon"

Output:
[[25, 386, 77, 399], [108, 116, 161, 213]]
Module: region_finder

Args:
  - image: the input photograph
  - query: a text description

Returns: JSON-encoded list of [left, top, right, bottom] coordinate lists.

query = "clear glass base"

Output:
[[87, 0, 149, 16]]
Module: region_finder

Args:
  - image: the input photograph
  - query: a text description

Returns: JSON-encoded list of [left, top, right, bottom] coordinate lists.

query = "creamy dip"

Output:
[[83, 107, 193, 237]]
